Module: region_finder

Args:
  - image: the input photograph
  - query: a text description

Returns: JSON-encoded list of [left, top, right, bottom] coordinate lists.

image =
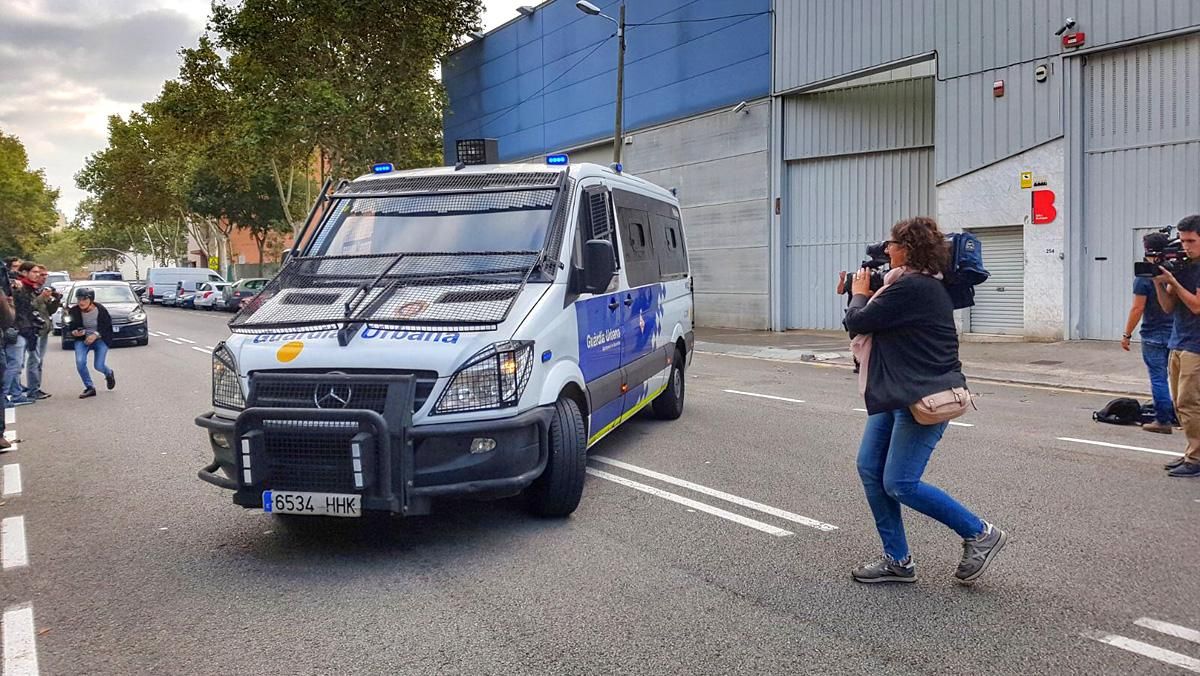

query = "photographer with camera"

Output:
[[1152, 214, 1200, 478], [1124, 232, 1177, 434], [24, 264, 60, 400], [3, 261, 38, 408], [844, 217, 1007, 585]]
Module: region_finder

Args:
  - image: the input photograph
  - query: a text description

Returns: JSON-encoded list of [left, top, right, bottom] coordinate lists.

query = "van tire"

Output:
[[527, 397, 587, 518], [651, 350, 686, 420]]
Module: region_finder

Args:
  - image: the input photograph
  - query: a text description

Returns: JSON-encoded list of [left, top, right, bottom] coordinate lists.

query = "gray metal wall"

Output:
[[774, 0, 1200, 182], [783, 79, 935, 329], [1079, 32, 1200, 339]]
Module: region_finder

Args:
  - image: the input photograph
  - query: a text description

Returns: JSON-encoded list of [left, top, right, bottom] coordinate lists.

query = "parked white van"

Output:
[[146, 267, 225, 304], [196, 160, 694, 520]]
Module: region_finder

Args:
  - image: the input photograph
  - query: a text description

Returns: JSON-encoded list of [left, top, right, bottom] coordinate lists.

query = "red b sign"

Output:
[[1032, 189, 1057, 224]]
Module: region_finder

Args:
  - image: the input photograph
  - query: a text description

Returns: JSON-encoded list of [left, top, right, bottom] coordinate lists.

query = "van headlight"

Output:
[[212, 343, 245, 411], [433, 341, 534, 415]]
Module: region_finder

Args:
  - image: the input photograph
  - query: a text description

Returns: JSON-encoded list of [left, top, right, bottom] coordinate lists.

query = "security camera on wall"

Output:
[[731, 101, 749, 115]]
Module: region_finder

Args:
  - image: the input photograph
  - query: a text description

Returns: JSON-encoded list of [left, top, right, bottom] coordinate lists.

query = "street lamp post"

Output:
[[576, 1, 626, 166]]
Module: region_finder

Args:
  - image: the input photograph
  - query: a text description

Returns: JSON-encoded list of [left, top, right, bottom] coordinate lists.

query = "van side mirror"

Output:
[[582, 239, 616, 294]]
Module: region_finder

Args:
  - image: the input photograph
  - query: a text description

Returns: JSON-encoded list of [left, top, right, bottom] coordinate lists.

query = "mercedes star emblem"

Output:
[[314, 384, 353, 409]]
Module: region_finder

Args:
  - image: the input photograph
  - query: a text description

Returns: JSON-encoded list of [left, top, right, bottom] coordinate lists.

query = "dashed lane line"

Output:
[[164, 338, 185, 345], [723, 389, 805, 404], [2, 464, 20, 497], [1084, 630, 1200, 673], [1057, 437, 1182, 458], [175, 337, 196, 344], [4, 408, 13, 425], [1136, 617, 1200, 645], [585, 468, 794, 537], [1, 516, 28, 570], [2, 604, 39, 676], [591, 456, 837, 532], [190, 347, 210, 355], [3, 432, 15, 452]]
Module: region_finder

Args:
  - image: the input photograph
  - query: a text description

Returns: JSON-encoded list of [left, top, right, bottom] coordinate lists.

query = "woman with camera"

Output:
[[844, 217, 1007, 585]]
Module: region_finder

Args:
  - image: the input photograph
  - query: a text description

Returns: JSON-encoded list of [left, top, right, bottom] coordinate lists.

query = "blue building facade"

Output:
[[442, 0, 771, 163]]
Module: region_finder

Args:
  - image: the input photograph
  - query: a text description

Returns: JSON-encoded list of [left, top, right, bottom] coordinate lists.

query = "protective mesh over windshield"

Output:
[[228, 251, 542, 335], [334, 190, 556, 217], [337, 172, 561, 196]]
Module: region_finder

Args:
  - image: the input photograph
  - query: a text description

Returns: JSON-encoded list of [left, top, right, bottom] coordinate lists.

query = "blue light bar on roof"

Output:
[[546, 154, 569, 166], [372, 163, 394, 174]]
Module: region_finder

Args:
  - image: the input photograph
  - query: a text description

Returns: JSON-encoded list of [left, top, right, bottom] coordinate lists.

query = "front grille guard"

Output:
[[236, 373, 416, 514]]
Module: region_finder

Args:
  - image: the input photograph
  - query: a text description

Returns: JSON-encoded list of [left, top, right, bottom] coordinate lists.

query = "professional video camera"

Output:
[[1134, 226, 1189, 278], [839, 241, 890, 295]]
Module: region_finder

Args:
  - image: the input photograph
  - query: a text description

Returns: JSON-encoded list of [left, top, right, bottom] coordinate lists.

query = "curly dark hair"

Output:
[[891, 216, 949, 275]]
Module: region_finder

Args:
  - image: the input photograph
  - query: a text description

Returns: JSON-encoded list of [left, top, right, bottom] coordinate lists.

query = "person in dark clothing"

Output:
[[64, 288, 117, 398], [843, 217, 1007, 585], [1123, 233, 1177, 433], [4, 263, 38, 406], [0, 282, 13, 451]]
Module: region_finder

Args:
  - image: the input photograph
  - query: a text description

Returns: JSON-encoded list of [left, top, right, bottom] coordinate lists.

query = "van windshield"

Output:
[[312, 194, 553, 256]]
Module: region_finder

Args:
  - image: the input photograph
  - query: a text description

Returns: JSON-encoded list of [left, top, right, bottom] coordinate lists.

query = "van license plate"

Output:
[[263, 490, 361, 517]]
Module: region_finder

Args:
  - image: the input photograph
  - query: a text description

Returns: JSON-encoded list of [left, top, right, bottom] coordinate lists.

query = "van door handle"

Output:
[[624, 294, 633, 306], [608, 298, 620, 311]]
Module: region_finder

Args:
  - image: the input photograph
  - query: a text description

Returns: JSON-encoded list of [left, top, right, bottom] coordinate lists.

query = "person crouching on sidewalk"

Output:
[[64, 288, 116, 398], [1122, 232, 1177, 434], [1152, 214, 1200, 478]]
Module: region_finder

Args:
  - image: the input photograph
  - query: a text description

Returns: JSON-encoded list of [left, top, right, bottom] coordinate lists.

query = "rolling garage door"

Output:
[[1080, 33, 1200, 339], [969, 227, 1024, 335], [783, 77, 935, 329]]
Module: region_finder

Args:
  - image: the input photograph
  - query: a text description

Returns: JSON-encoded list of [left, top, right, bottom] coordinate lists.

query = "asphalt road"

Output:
[[2, 304, 1199, 674]]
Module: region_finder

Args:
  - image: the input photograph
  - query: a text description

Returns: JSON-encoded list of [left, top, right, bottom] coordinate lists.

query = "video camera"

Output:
[[839, 241, 890, 295], [1134, 226, 1189, 278]]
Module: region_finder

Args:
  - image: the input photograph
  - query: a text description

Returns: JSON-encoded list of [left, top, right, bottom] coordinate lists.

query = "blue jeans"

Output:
[[24, 334, 49, 396], [856, 409, 985, 562], [4, 335, 27, 401], [74, 340, 112, 389], [1142, 341, 1177, 425]]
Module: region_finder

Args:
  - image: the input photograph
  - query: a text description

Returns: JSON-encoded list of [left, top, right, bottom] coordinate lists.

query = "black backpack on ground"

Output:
[[1093, 398, 1143, 426]]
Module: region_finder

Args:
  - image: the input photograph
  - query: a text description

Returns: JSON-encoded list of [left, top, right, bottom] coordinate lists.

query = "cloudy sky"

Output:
[[0, 0, 529, 217]]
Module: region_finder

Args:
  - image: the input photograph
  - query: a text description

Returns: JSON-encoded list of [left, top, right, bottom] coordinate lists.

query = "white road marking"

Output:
[[723, 389, 805, 404], [190, 347, 210, 354], [165, 338, 184, 345], [1057, 437, 1182, 458], [1, 516, 28, 569], [851, 408, 973, 427], [591, 456, 837, 531], [175, 337, 196, 344], [155, 331, 170, 336], [585, 468, 794, 537], [1135, 618, 1200, 645], [203, 345, 215, 350], [2, 465, 21, 497], [1085, 631, 1200, 673], [2, 604, 39, 676], [3, 408, 13, 425]]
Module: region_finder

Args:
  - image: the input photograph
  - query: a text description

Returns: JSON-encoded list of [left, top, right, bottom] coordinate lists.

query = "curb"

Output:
[[695, 342, 1150, 399]]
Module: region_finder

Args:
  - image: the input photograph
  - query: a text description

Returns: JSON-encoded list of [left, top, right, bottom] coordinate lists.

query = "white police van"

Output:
[[195, 158, 694, 519]]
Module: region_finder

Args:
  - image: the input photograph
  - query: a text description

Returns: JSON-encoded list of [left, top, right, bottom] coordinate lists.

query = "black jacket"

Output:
[[65, 304, 115, 347], [844, 273, 966, 415]]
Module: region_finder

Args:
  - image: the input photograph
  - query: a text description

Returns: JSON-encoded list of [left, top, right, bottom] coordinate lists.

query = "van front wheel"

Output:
[[527, 397, 587, 518], [651, 350, 686, 420]]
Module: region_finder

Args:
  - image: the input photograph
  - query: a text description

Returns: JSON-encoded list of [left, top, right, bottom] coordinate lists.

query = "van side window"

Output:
[[651, 210, 688, 279], [574, 186, 620, 270], [615, 205, 657, 287]]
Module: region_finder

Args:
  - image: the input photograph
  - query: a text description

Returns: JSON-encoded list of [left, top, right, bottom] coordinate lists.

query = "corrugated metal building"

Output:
[[772, 0, 1200, 339], [443, 0, 1200, 338]]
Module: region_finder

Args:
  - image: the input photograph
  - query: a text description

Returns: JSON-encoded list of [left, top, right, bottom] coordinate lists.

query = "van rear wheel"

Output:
[[651, 349, 686, 420], [526, 397, 587, 518]]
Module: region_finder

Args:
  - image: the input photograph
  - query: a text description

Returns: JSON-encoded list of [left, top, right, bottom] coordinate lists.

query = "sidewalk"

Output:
[[695, 327, 1151, 397]]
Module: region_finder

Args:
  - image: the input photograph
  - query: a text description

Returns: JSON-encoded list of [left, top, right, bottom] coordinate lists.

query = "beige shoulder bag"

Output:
[[910, 387, 972, 425]]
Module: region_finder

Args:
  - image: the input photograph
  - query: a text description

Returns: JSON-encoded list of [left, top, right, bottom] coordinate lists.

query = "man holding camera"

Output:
[[1124, 232, 1177, 433], [3, 260, 36, 407], [24, 264, 60, 400], [1153, 214, 1200, 478]]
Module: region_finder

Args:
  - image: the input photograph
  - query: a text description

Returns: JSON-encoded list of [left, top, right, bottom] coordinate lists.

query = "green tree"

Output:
[[30, 230, 85, 273], [0, 129, 59, 257]]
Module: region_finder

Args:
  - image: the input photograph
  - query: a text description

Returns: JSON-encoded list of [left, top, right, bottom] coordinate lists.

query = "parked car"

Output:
[[61, 281, 149, 349], [129, 280, 147, 298], [89, 271, 123, 281], [44, 271, 70, 287], [50, 281, 75, 335], [145, 267, 226, 304], [176, 280, 199, 309], [194, 281, 232, 310], [223, 278, 269, 311]]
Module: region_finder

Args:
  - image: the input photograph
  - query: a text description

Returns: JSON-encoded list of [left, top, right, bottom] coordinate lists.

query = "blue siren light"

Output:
[[372, 163, 394, 174], [546, 154, 569, 166]]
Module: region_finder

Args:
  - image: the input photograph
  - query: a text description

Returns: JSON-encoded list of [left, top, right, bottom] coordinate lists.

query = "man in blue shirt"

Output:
[[1153, 214, 1200, 478], [1124, 232, 1177, 433]]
